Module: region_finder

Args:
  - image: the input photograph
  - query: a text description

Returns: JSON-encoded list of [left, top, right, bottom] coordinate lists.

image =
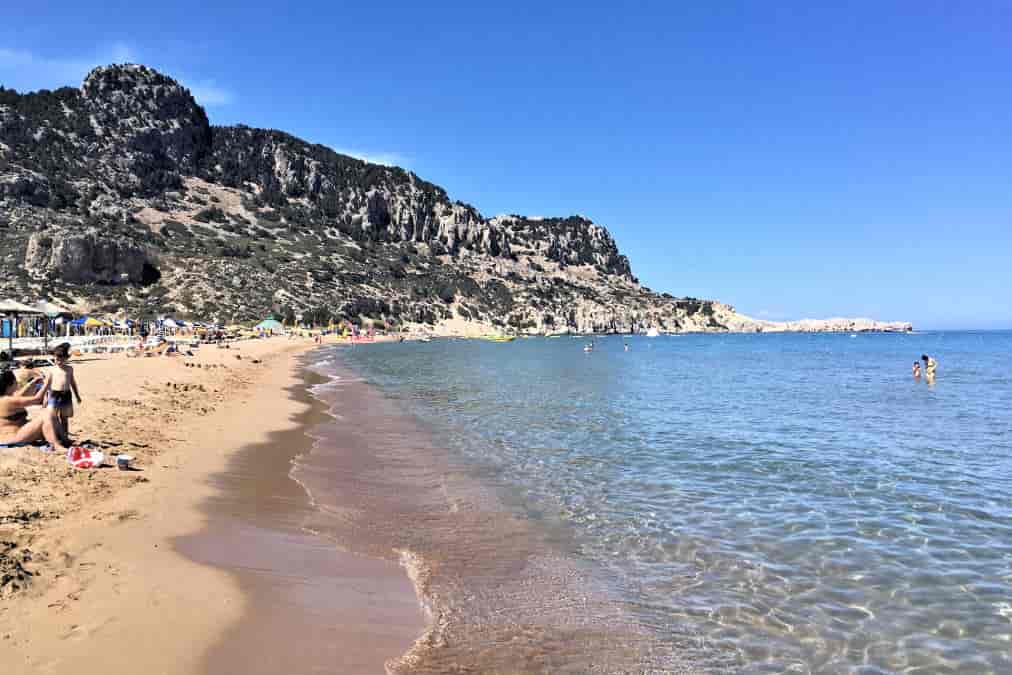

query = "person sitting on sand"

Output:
[[41, 343, 81, 442], [921, 354, 937, 381], [912, 361, 921, 378], [0, 369, 70, 453]]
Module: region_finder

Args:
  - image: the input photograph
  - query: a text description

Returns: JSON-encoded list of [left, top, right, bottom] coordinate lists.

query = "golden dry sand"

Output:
[[0, 336, 322, 674]]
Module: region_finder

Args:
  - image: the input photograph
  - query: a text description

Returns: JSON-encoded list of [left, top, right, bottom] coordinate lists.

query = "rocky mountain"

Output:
[[0, 64, 910, 334]]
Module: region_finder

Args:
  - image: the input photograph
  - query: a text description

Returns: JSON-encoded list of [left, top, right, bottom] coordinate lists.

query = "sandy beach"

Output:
[[0, 336, 420, 674]]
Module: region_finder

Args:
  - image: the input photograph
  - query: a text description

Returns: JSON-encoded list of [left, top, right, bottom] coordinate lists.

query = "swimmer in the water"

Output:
[[921, 354, 937, 382], [912, 361, 921, 378]]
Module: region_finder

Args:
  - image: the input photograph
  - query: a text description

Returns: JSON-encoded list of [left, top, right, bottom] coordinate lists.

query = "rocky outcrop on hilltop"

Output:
[[207, 125, 512, 258], [0, 64, 910, 333]]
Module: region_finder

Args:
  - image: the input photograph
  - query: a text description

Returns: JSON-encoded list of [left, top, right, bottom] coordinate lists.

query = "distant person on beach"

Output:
[[0, 369, 69, 453], [921, 354, 937, 381], [912, 361, 921, 378], [42, 343, 81, 442]]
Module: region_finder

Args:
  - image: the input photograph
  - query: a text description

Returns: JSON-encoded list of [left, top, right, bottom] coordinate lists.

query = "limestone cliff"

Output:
[[24, 230, 154, 285]]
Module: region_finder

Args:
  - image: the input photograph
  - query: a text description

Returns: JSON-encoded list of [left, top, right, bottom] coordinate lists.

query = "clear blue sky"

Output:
[[3, 1, 1010, 328]]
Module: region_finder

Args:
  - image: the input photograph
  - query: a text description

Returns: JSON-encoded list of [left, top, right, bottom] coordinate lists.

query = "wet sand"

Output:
[[178, 364, 422, 674]]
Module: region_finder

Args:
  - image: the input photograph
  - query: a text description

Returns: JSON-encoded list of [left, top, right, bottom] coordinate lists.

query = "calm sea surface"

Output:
[[337, 332, 1012, 673]]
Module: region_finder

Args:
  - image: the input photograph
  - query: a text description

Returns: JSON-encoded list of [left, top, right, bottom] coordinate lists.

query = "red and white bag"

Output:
[[66, 446, 105, 469]]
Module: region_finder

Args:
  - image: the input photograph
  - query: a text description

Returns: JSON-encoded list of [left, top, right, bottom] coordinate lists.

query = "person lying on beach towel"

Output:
[[0, 369, 70, 455]]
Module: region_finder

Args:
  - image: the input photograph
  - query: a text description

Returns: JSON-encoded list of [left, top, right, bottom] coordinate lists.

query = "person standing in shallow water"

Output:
[[912, 361, 922, 379], [921, 354, 937, 382]]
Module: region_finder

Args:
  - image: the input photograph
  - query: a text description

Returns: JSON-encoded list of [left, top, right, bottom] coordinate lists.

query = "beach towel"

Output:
[[0, 441, 54, 451], [66, 446, 104, 469]]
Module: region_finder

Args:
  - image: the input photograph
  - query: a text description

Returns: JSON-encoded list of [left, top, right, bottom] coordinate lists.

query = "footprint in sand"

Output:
[[33, 657, 69, 674], [60, 616, 115, 641]]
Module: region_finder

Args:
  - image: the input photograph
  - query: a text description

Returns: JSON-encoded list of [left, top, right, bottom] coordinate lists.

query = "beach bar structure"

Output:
[[0, 298, 43, 362]]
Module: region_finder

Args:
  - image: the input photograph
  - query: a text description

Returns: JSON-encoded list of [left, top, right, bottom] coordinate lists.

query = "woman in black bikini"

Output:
[[0, 369, 70, 453]]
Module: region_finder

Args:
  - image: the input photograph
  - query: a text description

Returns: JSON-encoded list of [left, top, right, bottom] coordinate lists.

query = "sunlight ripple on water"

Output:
[[342, 332, 1012, 673]]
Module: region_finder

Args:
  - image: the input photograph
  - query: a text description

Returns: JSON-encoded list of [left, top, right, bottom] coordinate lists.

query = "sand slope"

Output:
[[0, 338, 315, 674]]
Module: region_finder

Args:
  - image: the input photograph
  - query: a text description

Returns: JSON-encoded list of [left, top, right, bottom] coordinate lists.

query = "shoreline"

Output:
[[294, 346, 694, 673], [396, 322, 914, 339], [178, 354, 423, 674], [0, 338, 347, 674], [3, 335, 704, 674]]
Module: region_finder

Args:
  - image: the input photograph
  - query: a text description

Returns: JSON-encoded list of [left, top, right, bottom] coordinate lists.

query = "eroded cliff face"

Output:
[[206, 126, 513, 259], [24, 230, 152, 285], [0, 64, 910, 333]]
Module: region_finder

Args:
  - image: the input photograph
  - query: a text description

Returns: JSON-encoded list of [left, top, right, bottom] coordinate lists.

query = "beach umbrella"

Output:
[[33, 300, 71, 316], [74, 317, 100, 336], [33, 301, 72, 350], [0, 299, 41, 314], [254, 317, 284, 333]]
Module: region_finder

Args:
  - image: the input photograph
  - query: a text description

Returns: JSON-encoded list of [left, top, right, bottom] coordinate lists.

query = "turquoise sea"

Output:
[[338, 331, 1012, 673]]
